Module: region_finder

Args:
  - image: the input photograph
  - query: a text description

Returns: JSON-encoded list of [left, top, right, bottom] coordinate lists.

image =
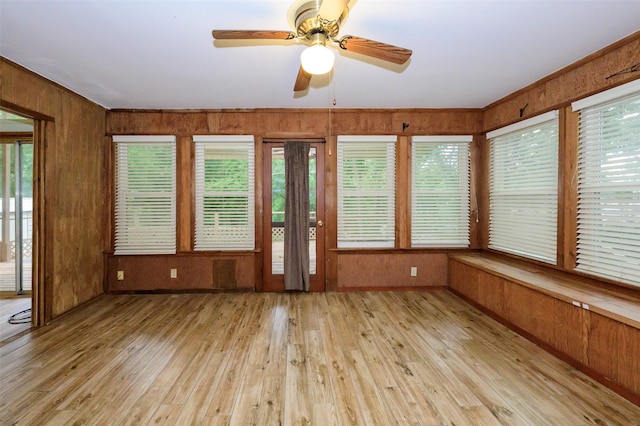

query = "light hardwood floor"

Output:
[[1, 291, 638, 425], [0, 295, 31, 342]]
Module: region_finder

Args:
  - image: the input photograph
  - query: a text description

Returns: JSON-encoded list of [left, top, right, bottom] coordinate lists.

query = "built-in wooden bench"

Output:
[[448, 252, 640, 406]]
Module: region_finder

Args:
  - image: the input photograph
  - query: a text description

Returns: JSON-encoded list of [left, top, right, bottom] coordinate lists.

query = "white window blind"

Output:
[[194, 136, 255, 250], [411, 136, 471, 247], [488, 112, 559, 264], [113, 136, 176, 255], [337, 136, 396, 248], [572, 84, 640, 287]]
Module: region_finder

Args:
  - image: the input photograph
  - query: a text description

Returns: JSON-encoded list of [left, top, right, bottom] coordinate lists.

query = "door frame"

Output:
[[0, 106, 44, 327], [262, 139, 325, 292]]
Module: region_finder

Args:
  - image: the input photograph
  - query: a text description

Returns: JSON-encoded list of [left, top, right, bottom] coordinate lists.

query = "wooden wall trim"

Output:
[[0, 132, 33, 141], [43, 121, 55, 323], [254, 137, 264, 292], [177, 136, 193, 252], [325, 135, 338, 291], [32, 120, 46, 325], [468, 135, 483, 248], [0, 99, 55, 122], [559, 107, 578, 270], [106, 109, 483, 136], [396, 135, 410, 249], [104, 137, 114, 255]]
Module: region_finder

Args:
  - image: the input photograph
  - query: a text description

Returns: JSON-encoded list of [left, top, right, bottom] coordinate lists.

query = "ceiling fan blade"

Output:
[[318, 0, 349, 22], [294, 65, 312, 92], [338, 35, 412, 65], [212, 30, 296, 40]]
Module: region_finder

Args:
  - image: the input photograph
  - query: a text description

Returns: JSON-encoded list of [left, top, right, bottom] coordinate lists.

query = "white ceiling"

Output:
[[1, 0, 639, 110]]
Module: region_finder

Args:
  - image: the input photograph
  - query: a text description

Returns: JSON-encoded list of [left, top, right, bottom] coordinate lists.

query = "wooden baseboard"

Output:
[[0, 291, 32, 299], [338, 285, 448, 292], [107, 288, 255, 295]]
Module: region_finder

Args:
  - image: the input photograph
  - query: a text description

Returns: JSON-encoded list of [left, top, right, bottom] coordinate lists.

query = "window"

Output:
[[411, 136, 471, 247], [572, 79, 640, 287], [194, 135, 255, 250], [488, 111, 559, 264], [337, 136, 396, 248], [113, 136, 176, 254]]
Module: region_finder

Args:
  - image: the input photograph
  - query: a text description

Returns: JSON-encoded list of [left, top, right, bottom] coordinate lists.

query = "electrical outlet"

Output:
[[170, 268, 177, 279], [117, 270, 124, 281], [410, 266, 417, 277]]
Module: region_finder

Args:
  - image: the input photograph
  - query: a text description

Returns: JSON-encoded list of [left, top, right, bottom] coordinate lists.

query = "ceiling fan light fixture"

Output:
[[300, 44, 335, 75]]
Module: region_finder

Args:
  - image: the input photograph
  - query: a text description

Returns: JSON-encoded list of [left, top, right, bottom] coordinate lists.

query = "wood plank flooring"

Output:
[[0, 295, 31, 342], [1, 291, 639, 425]]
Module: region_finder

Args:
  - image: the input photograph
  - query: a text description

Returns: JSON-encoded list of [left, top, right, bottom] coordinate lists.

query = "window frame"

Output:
[[411, 135, 472, 248], [193, 135, 255, 251], [571, 79, 640, 287], [337, 135, 397, 249], [487, 111, 560, 264], [113, 135, 177, 255]]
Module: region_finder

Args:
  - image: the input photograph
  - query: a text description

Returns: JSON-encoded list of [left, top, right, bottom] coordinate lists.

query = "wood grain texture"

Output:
[[1, 58, 106, 321], [324, 135, 338, 292], [451, 253, 640, 328], [177, 135, 193, 252], [107, 254, 255, 291], [212, 30, 295, 40], [33, 120, 47, 325], [2, 292, 638, 424], [293, 66, 312, 92], [106, 109, 483, 136], [396, 136, 410, 249], [336, 252, 447, 289], [483, 31, 640, 131], [338, 35, 412, 65], [0, 296, 31, 342], [477, 135, 490, 249], [468, 135, 482, 248], [560, 106, 579, 270], [449, 254, 640, 400]]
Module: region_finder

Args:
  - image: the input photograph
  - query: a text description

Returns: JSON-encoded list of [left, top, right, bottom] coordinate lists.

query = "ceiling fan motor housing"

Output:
[[288, 0, 347, 41]]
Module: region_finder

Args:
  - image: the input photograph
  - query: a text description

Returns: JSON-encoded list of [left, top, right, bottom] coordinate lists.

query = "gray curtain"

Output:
[[284, 142, 310, 291]]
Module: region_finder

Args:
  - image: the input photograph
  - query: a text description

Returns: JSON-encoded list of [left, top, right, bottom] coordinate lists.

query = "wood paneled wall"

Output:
[[106, 108, 483, 136], [483, 31, 640, 132], [336, 252, 448, 291], [478, 31, 640, 288], [106, 108, 483, 291], [0, 58, 106, 320], [107, 254, 255, 292]]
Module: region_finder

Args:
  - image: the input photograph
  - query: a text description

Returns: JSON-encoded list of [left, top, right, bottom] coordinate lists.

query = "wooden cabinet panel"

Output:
[[448, 257, 639, 402], [551, 298, 584, 364], [476, 274, 505, 317], [587, 313, 640, 395], [449, 260, 479, 301], [503, 283, 540, 335]]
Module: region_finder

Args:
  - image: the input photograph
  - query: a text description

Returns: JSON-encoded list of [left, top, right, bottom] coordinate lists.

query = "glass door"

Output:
[[0, 109, 34, 339], [263, 141, 324, 292], [0, 129, 33, 294]]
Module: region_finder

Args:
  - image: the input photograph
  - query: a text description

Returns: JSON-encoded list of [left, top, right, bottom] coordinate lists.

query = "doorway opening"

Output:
[[262, 140, 325, 292], [0, 109, 34, 341]]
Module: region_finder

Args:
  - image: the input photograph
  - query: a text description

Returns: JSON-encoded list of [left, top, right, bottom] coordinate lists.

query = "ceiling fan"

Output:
[[212, 0, 413, 92]]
